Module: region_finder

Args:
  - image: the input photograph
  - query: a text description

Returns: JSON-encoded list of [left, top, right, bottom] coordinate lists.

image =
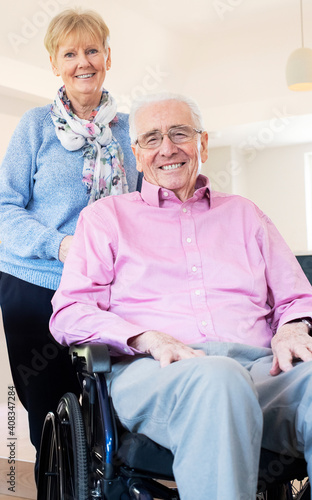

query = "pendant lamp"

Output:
[[286, 0, 312, 91]]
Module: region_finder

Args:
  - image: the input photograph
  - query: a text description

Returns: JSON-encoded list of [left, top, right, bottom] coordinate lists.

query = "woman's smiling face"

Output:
[[51, 33, 111, 111]]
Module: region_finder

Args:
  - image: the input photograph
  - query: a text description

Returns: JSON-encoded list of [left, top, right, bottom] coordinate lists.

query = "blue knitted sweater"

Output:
[[0, 104, 139, 290]]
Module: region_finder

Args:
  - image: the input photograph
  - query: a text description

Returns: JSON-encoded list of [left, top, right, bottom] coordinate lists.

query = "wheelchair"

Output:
[[36, 342, 311, 500]]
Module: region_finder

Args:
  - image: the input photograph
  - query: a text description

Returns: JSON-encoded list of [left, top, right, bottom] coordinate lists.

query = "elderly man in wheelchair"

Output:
[[40, 92, 312, 499]]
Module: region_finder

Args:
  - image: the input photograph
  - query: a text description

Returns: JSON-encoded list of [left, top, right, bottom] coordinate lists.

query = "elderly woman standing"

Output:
[[0, 8, 139, 465]]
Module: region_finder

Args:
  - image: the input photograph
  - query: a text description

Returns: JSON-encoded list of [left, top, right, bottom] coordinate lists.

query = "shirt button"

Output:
[[201, 320, 208, 327], [182, 208, 187, 213], [192, 266, 197, 272], [186, 237, 192, 243], [163, 191, 169, 197], [195, 289, 201, 296]]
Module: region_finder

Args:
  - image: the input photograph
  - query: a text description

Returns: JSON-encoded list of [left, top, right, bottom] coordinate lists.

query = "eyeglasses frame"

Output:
[[134, 125, 203, 149]]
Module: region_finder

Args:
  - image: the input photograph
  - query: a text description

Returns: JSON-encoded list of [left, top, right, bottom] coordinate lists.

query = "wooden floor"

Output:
[[0, 400, 36, 500], [0, 496, 28, 500]]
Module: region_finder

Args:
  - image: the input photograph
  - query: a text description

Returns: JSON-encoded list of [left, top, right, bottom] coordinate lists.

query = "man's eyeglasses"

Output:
[[135, 125, 203, 149]]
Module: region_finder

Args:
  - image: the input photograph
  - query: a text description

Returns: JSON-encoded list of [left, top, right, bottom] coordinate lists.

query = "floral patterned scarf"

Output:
[[51, 86, 128, 204]]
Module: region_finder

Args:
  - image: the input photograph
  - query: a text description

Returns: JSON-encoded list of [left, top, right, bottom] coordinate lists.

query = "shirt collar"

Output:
[[141, 174, 211, 207]]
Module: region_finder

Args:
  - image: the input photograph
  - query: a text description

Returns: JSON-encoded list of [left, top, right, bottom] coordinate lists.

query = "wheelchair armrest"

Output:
[[69, 343, 112, 374]]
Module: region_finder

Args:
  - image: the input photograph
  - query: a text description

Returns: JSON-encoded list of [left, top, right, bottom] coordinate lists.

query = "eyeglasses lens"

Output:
[[139, 126, 198, 149]]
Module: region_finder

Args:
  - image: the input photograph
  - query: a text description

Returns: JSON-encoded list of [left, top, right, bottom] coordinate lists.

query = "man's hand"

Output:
[[59, 235, 73, 263], [128, 330, 205, 368], [270, 321, 312, 376]]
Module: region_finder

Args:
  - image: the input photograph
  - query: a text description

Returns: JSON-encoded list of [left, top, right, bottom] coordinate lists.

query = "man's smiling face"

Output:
[[132, 99, 208, 202]]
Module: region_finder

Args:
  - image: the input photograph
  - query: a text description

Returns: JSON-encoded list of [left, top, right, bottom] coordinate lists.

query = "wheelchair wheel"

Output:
[[37, 392, 88, 500], [256, 479, 310, 500], [57, 392, 89, 500], [257, 484, 288, 499], [37, 412, 61, 500], [287, 478, 310, 499]]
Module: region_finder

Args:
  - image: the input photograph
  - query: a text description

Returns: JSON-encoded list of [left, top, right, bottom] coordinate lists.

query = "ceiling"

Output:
[[1, 0, 312, 149]]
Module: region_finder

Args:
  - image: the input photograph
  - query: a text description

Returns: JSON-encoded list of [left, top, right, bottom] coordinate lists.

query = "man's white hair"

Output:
[[129, 92, 205, 144]]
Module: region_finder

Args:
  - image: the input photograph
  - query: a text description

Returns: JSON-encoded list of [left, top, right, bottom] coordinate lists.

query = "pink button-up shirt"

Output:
[[50, 175, 312, 356]]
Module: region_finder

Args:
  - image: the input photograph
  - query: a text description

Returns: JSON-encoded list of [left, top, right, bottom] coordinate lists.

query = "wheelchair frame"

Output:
[[37, 343, 179, 500], [37, 343, 310, 500]]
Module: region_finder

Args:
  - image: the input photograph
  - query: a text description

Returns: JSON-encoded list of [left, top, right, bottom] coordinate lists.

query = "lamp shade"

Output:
[[286, 47, 312, 90]]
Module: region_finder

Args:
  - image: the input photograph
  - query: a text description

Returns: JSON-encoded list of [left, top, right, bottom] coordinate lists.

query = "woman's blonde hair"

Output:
[[44, 8, 110, 62]]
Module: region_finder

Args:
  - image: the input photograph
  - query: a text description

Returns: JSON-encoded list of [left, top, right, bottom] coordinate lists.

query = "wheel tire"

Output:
[[257, 480, 311, 500], [262, 483, 288, 500], [288, 478, 310, 499], [57, 392, 89, 500], [37, 412, 61, 500]]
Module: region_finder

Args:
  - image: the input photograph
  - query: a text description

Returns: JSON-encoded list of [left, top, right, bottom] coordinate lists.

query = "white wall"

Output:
[[201, 146, 234, 192], [238, 143, 312, 253], [202, 142, 312, 253]]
